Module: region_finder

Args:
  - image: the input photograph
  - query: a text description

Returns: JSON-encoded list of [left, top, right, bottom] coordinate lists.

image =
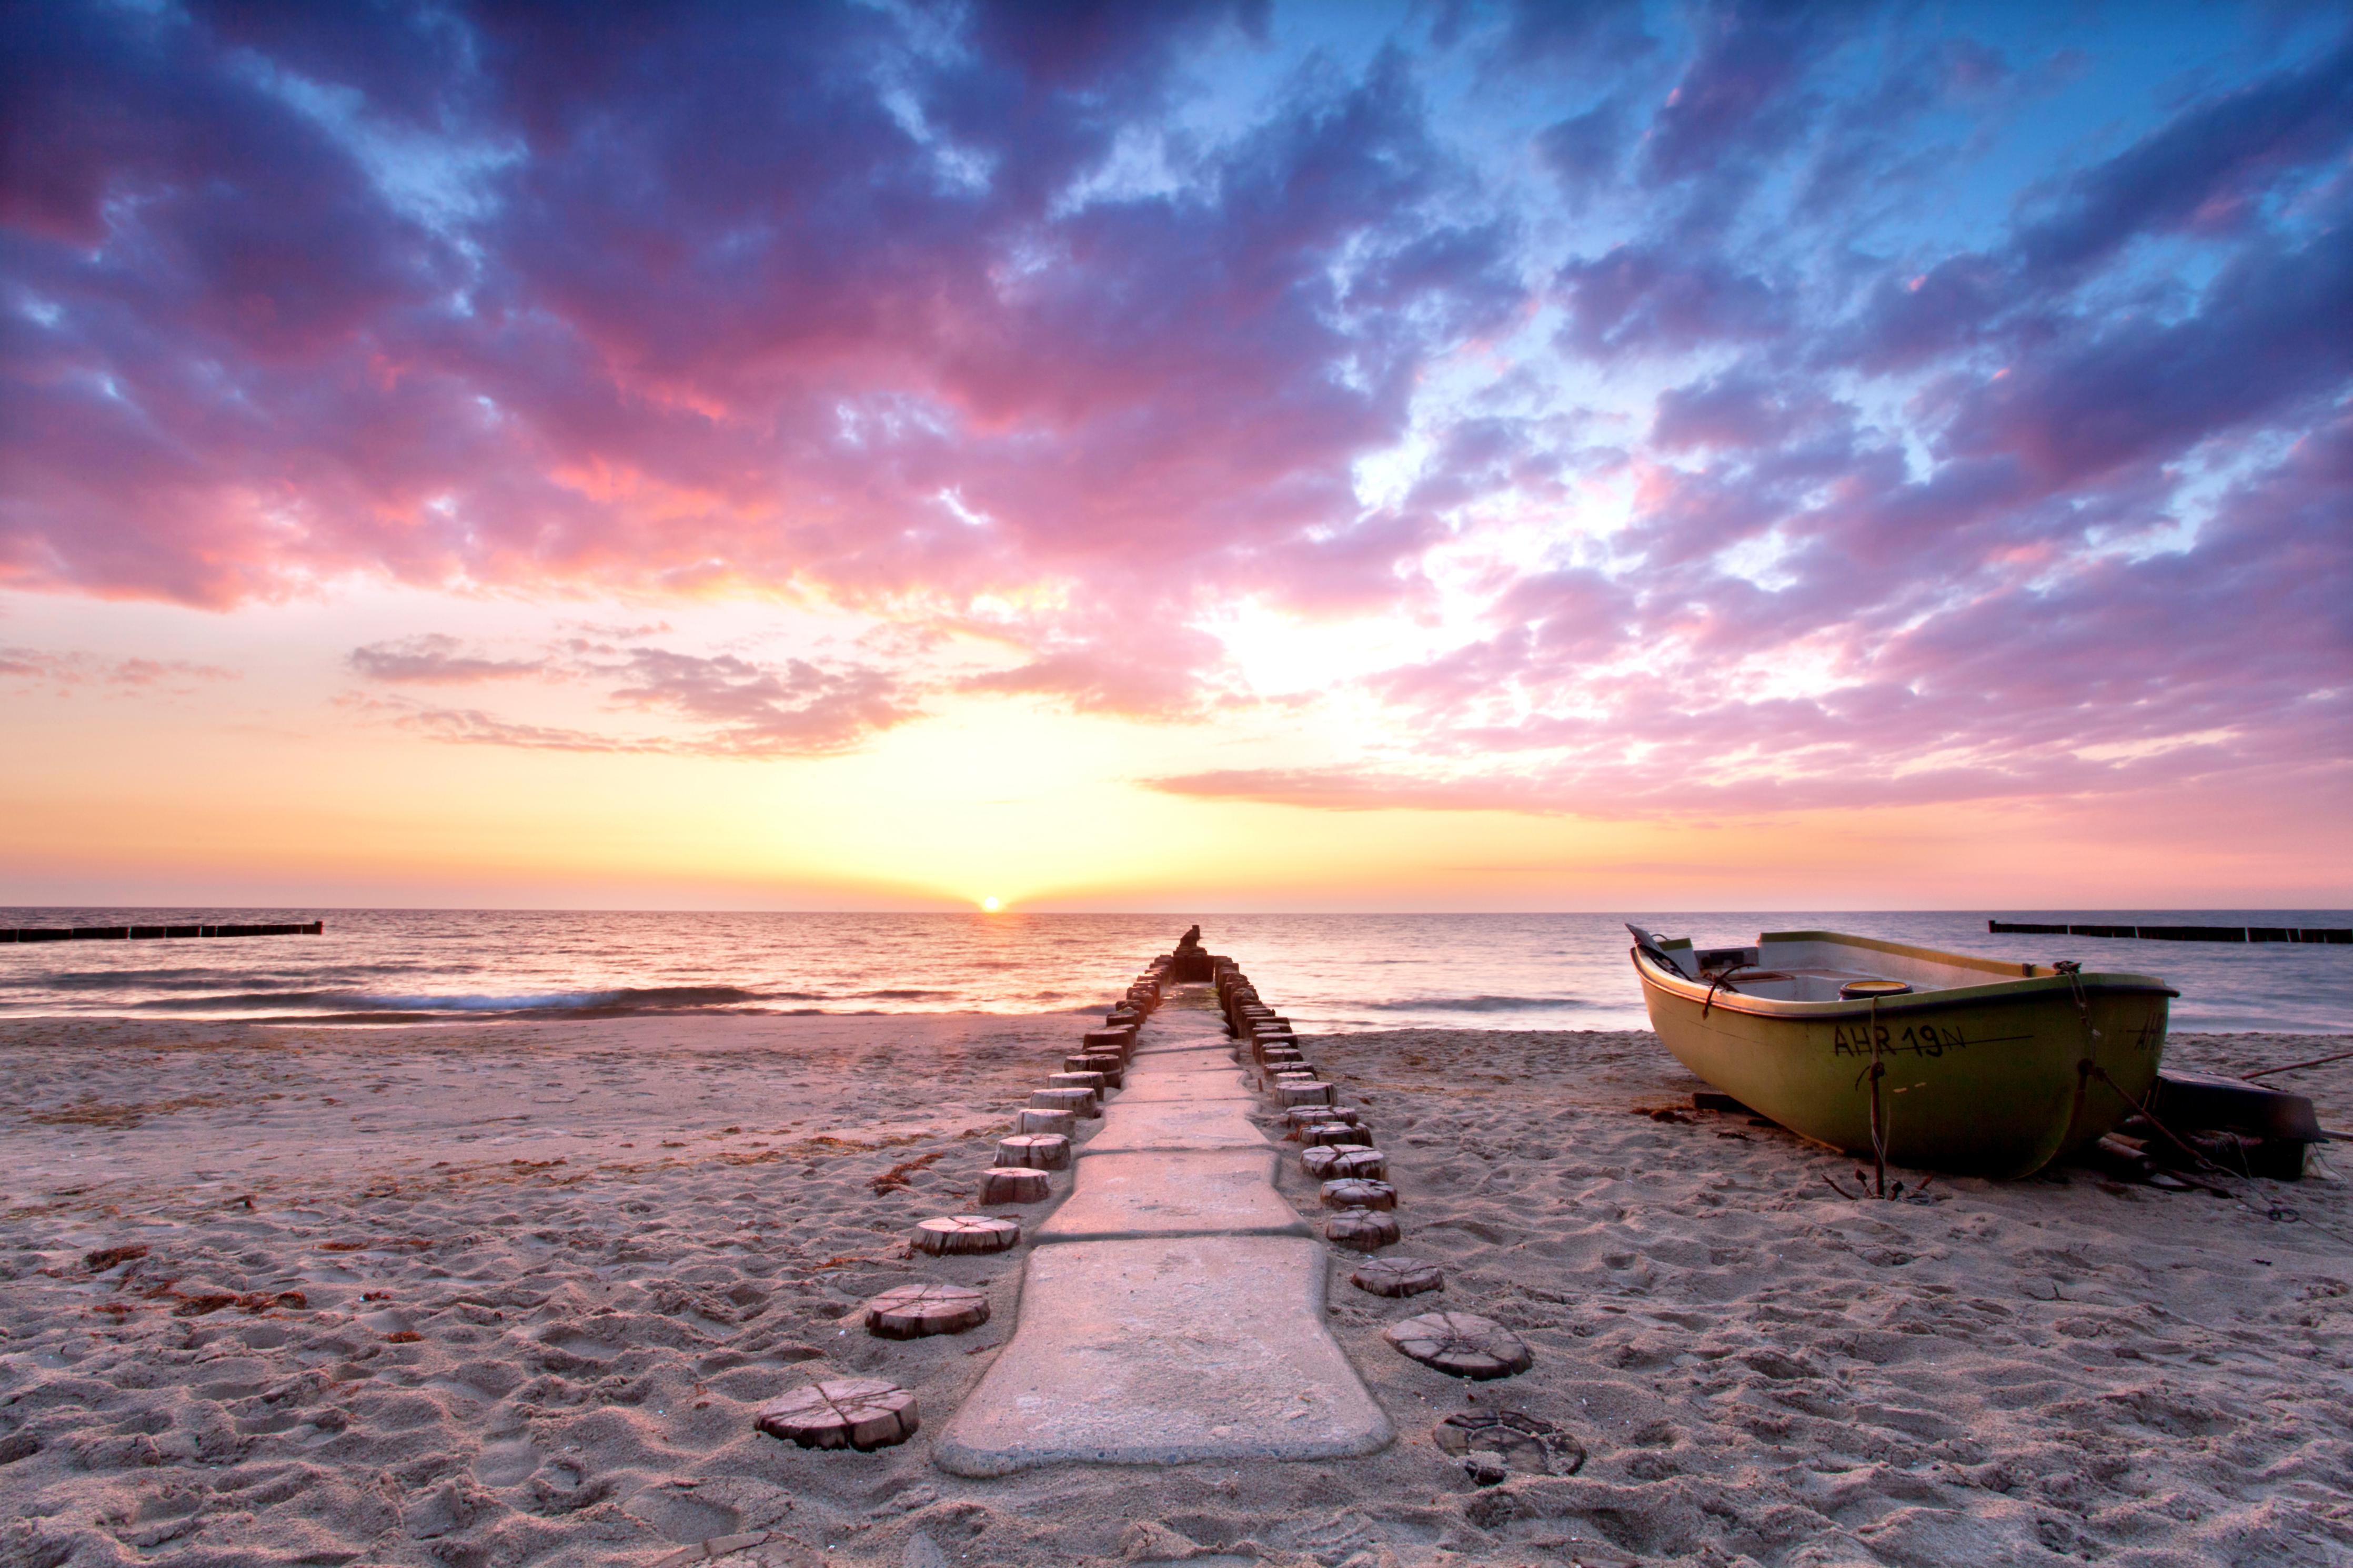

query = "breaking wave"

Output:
[[122, 984, 775, 1021], [1351, 995, 1597, 1013]]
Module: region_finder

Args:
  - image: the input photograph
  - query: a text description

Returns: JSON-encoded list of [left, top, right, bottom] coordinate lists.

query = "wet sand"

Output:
[[2, 1016, 2347, 1566]]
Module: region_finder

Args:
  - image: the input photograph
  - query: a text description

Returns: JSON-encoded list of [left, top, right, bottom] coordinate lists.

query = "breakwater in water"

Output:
[[1991, 919, 2350, 944], [1, 920, 324, 943]]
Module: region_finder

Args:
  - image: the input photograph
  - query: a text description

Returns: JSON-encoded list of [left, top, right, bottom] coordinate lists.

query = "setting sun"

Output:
[[980, 896, 1002, 913]]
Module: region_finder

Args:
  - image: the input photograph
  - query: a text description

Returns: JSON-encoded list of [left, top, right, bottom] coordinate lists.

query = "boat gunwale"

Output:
[[1631, 937, 2178, 1023], [1755, 927, 2179, 986]]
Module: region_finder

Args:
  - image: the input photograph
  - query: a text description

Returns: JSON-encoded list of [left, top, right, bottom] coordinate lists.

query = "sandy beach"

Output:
[[2, 1014, 2347, 1567]]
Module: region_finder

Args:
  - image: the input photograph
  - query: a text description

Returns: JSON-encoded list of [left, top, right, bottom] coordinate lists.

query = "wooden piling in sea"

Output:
[[1, 920, 324, 943]]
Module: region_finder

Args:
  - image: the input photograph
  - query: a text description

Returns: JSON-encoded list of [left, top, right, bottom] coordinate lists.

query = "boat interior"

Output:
[[1631, 927, 2043, 1002]]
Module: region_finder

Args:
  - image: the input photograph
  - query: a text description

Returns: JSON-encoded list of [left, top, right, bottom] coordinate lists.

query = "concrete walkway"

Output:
[[933, 987, 1393, 1476]]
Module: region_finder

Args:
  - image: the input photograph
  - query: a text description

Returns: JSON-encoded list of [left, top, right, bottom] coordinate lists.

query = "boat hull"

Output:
[[1635, 956, 2170, 1178]]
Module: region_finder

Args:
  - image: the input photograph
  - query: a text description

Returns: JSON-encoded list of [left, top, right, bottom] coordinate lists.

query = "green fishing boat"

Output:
[[1628, 927, 2177, 1178]]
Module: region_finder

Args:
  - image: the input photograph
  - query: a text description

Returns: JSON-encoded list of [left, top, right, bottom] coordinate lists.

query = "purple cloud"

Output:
[[1537, 100, 1626, 199], [1940, 219, 2353, 488], [1555, 245, 1786, 357], [1641, 0, 1835, 185], [1650, 370, 1834, 451], [2, 0, 2348, 833], [2016, 34, 2353, 281]]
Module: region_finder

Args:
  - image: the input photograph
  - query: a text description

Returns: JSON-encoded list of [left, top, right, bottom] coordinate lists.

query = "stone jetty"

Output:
[[932, 947, 1394, 1475]]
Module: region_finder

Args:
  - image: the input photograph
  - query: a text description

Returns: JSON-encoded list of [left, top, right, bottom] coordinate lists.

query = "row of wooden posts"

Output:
[[753, 938, 1525, 1450], [1212, 957, 1534, 1381], [1212, 954, 1405, 1247], [753, 954, 1173, 1448], [969, 960, 1172, 1199]]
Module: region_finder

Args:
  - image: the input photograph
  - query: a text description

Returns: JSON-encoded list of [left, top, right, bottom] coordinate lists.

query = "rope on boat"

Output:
[[1836, 993, 1895, 1198], [2055, 963, 2102, 1181], [1841, 995, 1894, 1199], [1699, 963, 1758, 1019], [1867, 993, 1889, 1199]]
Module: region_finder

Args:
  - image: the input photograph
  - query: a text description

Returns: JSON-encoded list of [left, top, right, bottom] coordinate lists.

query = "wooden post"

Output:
[[1029, 1087, 1099, 1118], [1321, 1178, 1395, 1210], [1325, 1211, 1401, 1251], [1065, 1054, 1124, 1087], [863, 1284, 990, 1339], [1301, 1144, 1364, 1178], [995, 1132, 1071, 1169], [1350, 1257, 1443, 1298], [1383, 1312, 1532, 1379], [756, 1380, 921, 1449], [1281, 1106, 1333, 1138], [978, 1169, 1050, 1204], [1083, 1028, 1135, 1058], [911, 1215, 1020, 1255]]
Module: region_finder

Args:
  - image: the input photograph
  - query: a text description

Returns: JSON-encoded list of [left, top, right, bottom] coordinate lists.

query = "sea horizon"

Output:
[[7, 906, 2347, 1035]]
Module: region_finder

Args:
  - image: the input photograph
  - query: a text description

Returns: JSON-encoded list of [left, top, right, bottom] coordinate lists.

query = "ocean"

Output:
[[1, 908, 2346, 1034]]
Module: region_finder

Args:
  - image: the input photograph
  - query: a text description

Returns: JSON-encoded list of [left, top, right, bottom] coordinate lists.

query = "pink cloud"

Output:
[[0, 645, 238, 691], [343, 633, 921, 756], [1250, 411, 2353, 818], [2, 1, 2348, 818]]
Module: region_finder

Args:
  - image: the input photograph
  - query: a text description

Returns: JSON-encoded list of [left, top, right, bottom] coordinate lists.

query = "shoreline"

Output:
[[3, 1016, 2348, 1566], [3, 1008, 2345, 1042]]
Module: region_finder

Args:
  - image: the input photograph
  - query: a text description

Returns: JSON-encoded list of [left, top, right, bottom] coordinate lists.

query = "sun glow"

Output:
[[980, 895, 1002, 912]]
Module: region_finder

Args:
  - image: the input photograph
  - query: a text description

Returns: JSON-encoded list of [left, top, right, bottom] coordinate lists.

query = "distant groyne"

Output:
[[1, 921, 324, 944], [1990, 920, 2349, 945]]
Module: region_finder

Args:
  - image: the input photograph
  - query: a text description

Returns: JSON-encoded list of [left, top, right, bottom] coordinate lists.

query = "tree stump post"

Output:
[[996, 1132, 1071, 1169], [1321, 1178, 1396, 1210], [1383, 1312, 1532, 1379], [863, 1284, 990, 1339], [756, 1379, 921, 1449], [979, 1168, 1051, 1204], [1351, 1257, 1444, 1298], [911, 1215, 1021, 1255], [1284, 1105, 1365, 1137], [1029, 1087, 1100, 1118], [1300, 1144, 1347, 1178], [1325, 1210, 1401, 1250]]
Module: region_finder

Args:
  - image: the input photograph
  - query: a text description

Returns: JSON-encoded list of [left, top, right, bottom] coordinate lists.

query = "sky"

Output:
[[2, 0, 2349, 913]]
